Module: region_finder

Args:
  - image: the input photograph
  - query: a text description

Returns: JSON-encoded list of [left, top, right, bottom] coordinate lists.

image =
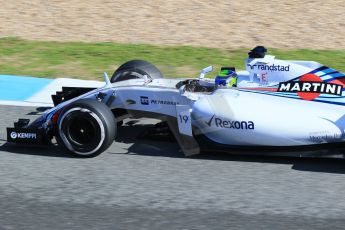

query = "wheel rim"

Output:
[[67, 116, 97, 146], [59, 108, 105, 155]]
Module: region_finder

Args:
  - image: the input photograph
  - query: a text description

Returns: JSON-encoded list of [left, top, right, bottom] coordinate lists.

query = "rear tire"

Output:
[[56, 99, 116, 158], [111, 60, 163, 82]]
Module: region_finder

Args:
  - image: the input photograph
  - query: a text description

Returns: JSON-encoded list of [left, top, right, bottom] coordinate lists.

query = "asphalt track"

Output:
[[1, 105, 345, 229]]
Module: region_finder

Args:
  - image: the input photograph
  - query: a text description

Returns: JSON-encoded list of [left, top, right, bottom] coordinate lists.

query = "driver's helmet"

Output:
[[248, 46, 267, 59], [215, 68, 237, 87]]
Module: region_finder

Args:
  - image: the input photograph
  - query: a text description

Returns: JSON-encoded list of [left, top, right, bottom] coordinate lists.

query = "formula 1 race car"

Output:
[[6, 46, 345, 158]]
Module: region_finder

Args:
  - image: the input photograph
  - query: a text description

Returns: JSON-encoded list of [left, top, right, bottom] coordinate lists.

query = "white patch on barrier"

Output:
[[25, 78, 104, 106]]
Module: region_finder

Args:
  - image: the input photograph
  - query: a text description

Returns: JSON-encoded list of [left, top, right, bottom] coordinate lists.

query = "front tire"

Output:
[[111, 60, 163, 82], [57, 99, 116, 157]]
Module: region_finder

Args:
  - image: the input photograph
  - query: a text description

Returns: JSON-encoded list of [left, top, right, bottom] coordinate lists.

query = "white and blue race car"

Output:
[[7, 46, 345, 158]]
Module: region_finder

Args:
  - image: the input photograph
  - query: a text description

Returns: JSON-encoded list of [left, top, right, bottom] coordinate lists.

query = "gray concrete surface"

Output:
[[1, 105, 345, 229]]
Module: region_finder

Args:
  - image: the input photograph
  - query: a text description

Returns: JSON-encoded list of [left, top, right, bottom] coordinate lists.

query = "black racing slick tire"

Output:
[[56, 99, 116, 158], [110, 60, 163, 83]]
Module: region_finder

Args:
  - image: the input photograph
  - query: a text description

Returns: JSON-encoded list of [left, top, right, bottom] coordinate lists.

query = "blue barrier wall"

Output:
[[0, 75, 52, 101]]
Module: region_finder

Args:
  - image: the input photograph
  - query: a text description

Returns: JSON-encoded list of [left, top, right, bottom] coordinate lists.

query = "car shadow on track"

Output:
[[115, 124, 345, 174], [113, 122, 184, 158], [196, 153, 345, 174], [2, 122, 345, 173]]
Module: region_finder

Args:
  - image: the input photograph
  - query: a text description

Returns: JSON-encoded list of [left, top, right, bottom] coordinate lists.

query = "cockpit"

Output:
[[175, 45, 325, 93]]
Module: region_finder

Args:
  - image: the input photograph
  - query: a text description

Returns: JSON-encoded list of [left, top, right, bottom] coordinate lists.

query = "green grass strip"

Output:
[[0, 37, 344, 80]]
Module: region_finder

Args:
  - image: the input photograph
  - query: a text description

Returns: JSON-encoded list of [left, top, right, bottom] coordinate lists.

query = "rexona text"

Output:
[[214, 118, 254, 130]]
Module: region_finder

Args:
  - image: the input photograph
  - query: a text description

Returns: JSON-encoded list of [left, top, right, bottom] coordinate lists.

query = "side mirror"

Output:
[[179, 85, 186, 95], [143, 75, 150, 84], [199, 66, 213, 79], [103, 72, 112, 87]]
